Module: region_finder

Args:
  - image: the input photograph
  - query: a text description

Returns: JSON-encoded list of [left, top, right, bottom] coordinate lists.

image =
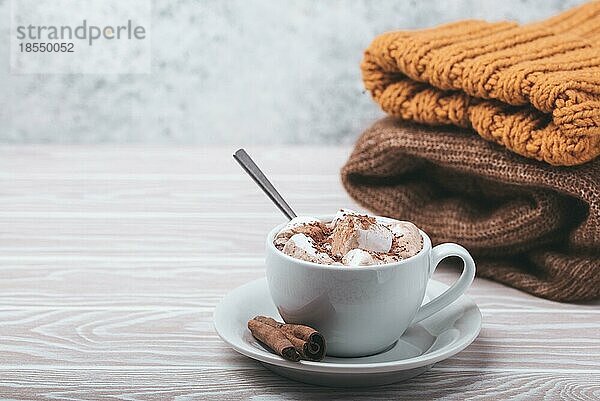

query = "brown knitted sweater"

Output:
[[361, 1, 600, 166], [341, 118, 599, 301]]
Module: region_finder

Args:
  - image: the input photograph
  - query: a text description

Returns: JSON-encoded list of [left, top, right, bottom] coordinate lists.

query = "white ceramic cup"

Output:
[[265, 215, 476, 357]]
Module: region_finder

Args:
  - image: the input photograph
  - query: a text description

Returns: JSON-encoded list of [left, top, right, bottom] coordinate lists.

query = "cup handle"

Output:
[[412, 243, 476, 324]]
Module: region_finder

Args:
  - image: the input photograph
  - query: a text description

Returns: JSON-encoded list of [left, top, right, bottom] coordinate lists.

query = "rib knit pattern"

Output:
[[361, 1, 600, 166], [341, 118, 600, 302]]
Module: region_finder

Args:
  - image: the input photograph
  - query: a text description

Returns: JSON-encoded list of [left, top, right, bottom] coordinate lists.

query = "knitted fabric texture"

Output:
[[341, 118, 599, 301], [361, 1, 600, 166]]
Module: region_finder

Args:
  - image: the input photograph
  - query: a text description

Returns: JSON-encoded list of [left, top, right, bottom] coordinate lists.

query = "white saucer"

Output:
[[213, 278, 481, 387]]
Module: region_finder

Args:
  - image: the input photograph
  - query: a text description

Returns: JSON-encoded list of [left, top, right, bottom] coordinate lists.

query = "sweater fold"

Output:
[[341, 118, 599, 301], [361, 1, 600, 165]]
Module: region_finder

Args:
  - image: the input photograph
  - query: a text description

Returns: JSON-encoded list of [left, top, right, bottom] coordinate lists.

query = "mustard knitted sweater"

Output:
[[361, 1, 600, 166]]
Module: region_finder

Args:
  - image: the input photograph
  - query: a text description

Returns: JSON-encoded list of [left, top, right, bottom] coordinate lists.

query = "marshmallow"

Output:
[[282, 233, 334, 264], [330, 216, 359, 255], [331, 208, 360, 225], [342, 248, 376, 266], [275, 216, 329, 252], [389, 221, 423, 258], [357, 224, 393, 253], [276, 216, 321, 238], [331, 214, 393, 255], [273, 236, 288, 249]]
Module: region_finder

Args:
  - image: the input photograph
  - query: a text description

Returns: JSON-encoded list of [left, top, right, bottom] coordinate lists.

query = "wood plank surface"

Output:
[[0, 146, 598, 400], [0, 368, 597, 401]]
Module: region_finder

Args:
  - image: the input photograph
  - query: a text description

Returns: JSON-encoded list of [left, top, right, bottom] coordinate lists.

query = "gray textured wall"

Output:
[[0, 0, 587, 144]]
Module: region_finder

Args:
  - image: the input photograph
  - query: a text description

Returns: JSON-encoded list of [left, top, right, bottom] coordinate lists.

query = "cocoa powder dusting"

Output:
[[291, 222, 326, 242], [274, 213, 423, 265]]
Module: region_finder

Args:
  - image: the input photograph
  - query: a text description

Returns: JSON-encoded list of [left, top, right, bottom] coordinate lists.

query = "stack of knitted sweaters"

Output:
[[342, 2, 600, 301]]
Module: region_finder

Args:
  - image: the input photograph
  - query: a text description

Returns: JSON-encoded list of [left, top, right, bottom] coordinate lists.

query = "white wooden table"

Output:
[[1, 146, 598, 400]]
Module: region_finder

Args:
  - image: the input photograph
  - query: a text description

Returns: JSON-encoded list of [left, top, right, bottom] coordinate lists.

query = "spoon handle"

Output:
[[233, 149, 297, 221]]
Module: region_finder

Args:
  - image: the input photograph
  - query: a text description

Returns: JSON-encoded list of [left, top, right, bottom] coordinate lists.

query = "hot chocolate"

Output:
[[273, 209, 423, 266]]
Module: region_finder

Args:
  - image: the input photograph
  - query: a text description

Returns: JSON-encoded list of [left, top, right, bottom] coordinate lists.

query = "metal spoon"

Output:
[[233, 149, 297, 221]]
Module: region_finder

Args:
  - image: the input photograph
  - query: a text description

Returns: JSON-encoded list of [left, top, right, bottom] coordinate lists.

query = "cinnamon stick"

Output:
[[247, 319, 300, 361], [252, 316, 326, 361]]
